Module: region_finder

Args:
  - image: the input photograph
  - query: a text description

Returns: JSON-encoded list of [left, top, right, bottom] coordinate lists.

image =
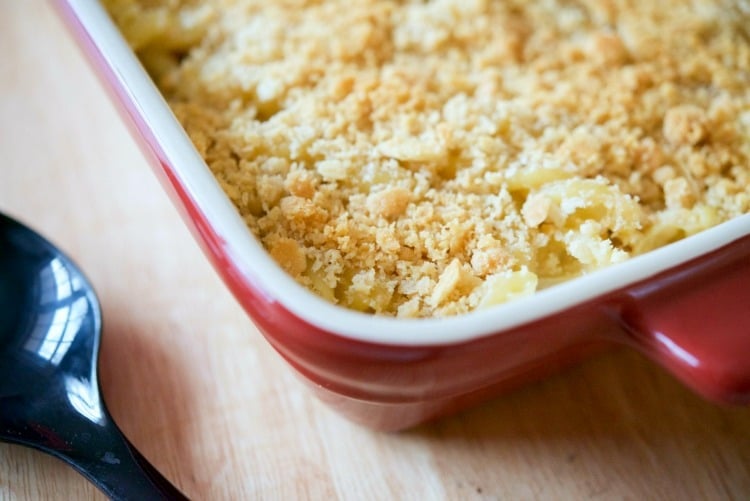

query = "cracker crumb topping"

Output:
[[106, 0, 750, 317]]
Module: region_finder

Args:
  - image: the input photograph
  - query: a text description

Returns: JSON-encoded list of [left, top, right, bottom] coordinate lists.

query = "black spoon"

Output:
[[0, 212, 187, 500]]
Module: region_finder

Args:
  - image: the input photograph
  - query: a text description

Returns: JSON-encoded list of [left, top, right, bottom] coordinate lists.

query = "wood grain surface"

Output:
[[1, 2, 749, 499]]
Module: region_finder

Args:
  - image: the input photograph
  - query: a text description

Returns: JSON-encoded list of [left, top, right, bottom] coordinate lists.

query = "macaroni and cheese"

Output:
[[105, 0, 750, 317]]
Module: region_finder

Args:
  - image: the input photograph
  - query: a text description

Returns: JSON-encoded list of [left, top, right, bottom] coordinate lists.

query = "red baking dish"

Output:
[[55, 0, 750, 430]]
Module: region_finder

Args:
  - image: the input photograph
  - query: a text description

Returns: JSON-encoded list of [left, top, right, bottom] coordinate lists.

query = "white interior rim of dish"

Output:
[[70, 0, 750, 346]]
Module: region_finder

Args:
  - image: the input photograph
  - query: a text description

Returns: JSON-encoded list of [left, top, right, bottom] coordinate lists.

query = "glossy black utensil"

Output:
[[0, 212, 187, 500]]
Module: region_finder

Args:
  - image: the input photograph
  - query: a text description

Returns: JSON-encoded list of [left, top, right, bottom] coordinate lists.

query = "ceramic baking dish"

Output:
[[55, 0, 750, 430]]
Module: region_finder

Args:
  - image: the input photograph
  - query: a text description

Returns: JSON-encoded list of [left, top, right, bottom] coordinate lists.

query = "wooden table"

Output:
[[2, 2, 749, 499]]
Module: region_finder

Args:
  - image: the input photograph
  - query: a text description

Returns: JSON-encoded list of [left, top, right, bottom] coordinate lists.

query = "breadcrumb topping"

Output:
[[106, 0, 750, 317]]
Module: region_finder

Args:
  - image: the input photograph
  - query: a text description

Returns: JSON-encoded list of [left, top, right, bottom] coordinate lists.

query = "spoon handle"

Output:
[[2, 406, 188, 500], [59, 416, 188, 500]]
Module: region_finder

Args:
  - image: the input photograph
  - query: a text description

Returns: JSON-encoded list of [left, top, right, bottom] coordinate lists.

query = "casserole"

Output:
[[55, 0, 750, 430]]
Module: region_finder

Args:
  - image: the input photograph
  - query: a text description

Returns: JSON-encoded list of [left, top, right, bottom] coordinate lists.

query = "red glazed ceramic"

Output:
[[55, 0, 750, 430]]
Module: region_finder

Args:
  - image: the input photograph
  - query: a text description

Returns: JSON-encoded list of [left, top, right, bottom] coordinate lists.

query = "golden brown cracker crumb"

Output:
[[285, 169, 317, 199], [367, 187, 412, 220], [109, 0, 750, 317], [586, 31, 630, 66], [430, 259, 481, 308], [268, 237, 307, 277], [664, 105, 708, 147], [279, 196, 328, 228]]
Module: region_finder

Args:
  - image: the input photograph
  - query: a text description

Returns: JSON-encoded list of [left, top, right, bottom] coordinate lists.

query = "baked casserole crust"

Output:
[[106, 0, 750, 317]]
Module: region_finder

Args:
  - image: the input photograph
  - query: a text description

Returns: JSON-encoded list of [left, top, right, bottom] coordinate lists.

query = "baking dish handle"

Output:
[[614, 237, 750, 405]]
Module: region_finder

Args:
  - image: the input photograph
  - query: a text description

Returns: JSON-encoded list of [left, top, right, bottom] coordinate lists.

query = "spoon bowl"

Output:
[[0, 212, 186, 500]]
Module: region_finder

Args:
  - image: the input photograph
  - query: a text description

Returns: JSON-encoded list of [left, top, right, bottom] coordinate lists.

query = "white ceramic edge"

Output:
[[69, 0, 750, 346]]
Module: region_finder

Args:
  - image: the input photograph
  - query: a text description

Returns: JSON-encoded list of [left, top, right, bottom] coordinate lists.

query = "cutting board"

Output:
[[1, 2, 749, 499]]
